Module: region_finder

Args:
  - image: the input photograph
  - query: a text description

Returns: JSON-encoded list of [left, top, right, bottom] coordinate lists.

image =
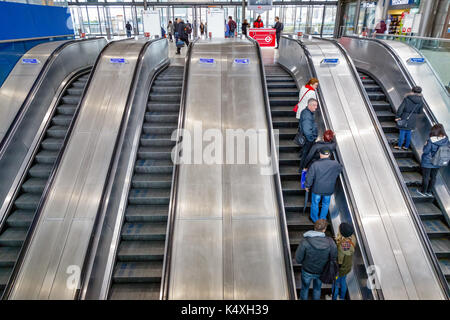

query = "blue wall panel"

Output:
[[0, 2, 74, 41]]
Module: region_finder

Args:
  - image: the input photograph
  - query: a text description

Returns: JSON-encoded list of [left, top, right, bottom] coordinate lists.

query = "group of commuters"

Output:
[[241, 16, 283, 49], [167, 18, 192, 55]]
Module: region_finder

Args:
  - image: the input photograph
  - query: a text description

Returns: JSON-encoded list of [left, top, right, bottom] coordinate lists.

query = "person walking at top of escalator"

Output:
[[374, 20, 387, 35], [200, 22, 205, 37], [174, 18, 179, 43], [228, 16, 237, 38], [242, 19, 250, 36], [305, 147, 342, 223], [295, 78, 318, 119], [167, 21, 174, 42], [418, 124, 449, 197], [273, 16, 283, 49], [326, 223, 356, 301], [299, 98, 319, 170], [253, 15, 264, 28], [295, 219, 337, 300], [126, 21, 133, 38], [176, 20, 189, 55], [394, 86, 424, 151], [300, 129, 336, 171]]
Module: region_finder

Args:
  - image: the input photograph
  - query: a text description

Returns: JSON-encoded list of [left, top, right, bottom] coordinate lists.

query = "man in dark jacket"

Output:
[[174, 18, 179, 43], [176, 20, 189, 55], [273, 16, 283, 49], [295, 219, 337, 300], [125, 21, 132, 38], [299, 98, 319, 172], [394, 86, 424, 150], [305, 147, 342, 222], [228, 16, 237, 38]]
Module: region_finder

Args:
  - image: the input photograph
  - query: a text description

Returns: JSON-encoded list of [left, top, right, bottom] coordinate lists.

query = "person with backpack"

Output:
[[185, 20, 193, 39], [253, 15, 264, 28], [176, 19, 189, 55], [273, 16, 283, 49], [300, 129, 336, 170], [295, 78, 318, 119], [305, 147, 343, 223], [326, 223, 356, 300], [228, 16, 237, 38], [125, 21, 132, 38], [394, 86, 424, 151], [295, 219, 338, 300], [418, 124, 449, 197]]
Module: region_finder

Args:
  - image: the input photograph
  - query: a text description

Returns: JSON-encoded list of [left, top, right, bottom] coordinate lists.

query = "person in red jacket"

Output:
[[253, 15, 264, 28]]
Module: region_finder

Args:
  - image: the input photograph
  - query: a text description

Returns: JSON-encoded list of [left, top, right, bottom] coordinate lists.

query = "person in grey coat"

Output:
[[394, 86, 424, 150], [295, 219, 337, 300], [167, 21, 174, 42]]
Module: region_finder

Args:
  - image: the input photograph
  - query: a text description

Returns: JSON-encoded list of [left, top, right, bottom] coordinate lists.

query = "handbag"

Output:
[[397, 104, 419, 129], [176, 40, 185, 48], [293, 124, 306, 147], [293, 88, 312, 113]]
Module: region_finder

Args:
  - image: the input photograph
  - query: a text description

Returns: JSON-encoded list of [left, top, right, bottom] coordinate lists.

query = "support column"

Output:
[[353, 0, 361, 34], [144, 0, 148, 11], [418, 0, 439, 36]]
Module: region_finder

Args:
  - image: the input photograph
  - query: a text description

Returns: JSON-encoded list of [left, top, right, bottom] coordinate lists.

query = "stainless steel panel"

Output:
[[168, 39, 289, 300], [10, 39, 168, 299], [279, 36, 445, 299]]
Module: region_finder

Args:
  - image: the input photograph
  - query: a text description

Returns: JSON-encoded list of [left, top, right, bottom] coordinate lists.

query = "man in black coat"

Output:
[[273, 16, 283, 49], [394, 86, 424, 150], [305, 147, 342, 222], [176, 19, 189, 55]]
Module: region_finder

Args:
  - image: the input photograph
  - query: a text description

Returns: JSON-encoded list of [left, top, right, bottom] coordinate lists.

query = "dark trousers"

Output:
[[300, 140, 314, 171], [276, 32, 281, 48], [176, 37, 189, 54], [421, 167, 439, 193]]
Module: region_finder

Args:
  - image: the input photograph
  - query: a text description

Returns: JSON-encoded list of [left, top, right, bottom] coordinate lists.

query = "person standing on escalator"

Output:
[[299, 98, 319, 170], [394, 86, 424, 151]]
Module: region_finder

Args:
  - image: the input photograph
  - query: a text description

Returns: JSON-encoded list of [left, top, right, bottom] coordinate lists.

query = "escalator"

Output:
[[264, 64, 332, 298], [108, 66, 184, 300], [0, 70, 91, 297], [359, 71, 450, 289]]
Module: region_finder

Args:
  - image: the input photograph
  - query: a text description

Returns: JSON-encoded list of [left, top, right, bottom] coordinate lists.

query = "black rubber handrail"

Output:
[[283, 35, 382, 299], [76, 38, 170, 300], [160, 38, 199, 300], [1, 36, 134, 300], [0, 37, 104, 158], [246, 35, 297, 300], [319, 35, 449, 299]]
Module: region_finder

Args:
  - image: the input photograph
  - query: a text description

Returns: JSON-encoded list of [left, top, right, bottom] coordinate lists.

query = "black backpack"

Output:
[[230, 20, 236, 32], [319, 238, 339, 284]]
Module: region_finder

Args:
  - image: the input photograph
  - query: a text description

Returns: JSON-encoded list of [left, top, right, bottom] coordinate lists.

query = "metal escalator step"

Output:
[[279, 152, 300, 165], [28, 164, 52, 178], [148, 94, 180, 103], [137, 147, 172, 160], [271, 106, 297, 117], [147, 102, 180, 112], [277, 139, 299, 151], [281, 180, 304, 193], [66, 87, 83, 96], [128, 189, 170, 205], [271, 117, 298, 128], [284, 195, 307, 212], [57, 104, 77, 115], [409, 186, 434, 202], [375, 110, 395, 121], [121, 222, 167, 241], [71, 80, 87, 88], [415, 202, 443, 220], [142, 123, 177, 134], [286, 212, 314, 228], [109, 283, 160, 300], [401, 171, 422, 186], [6, 210, 34, 228], [0, 228, 27, 246], [41, 138, 63, 151], [370, 100, 391, 111], [423, 219, 450, 237], [361, 78, 375, 85], [22, 178, 46, 193], [430, 238, 450, 258], [140, 134, 175, 147], [117, 240, 165, 261], [390, 145, 414, 158], [14, 194, 41, 210], [438, 259, 450, 278], [280, 166, 300, 178], [396, 158, 420, 171], [134, 159, 173, 174], [385, 133, 398, 144], [113, 261, 163, 283], [380, 121, 398, 133], [267, 82, 297, 89], [265, 76, 294, 82], [151, 86, 182, 94], [268, 88, 299, 96], [276, 127, 298, 138], [0, 247, 20, 267], [47, 125, 68, 138], [153, 80, 182, 87], [0, 267, 12, 290], [362, 84, 381, 91], [51, 115, 72, 126], [126, 205, 169, 222], [269, 97, 299, 106], [61, 95, 80, 104], [131, 173, 172, 188], [145, 112, 178, 123], [35, 150, 58, 164], [367, 92, 385, 100]]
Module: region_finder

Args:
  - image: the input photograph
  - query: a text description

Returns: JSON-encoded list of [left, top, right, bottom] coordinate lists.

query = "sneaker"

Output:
[[416, 189, 427, 197], [425, 192, 433, 197], [402, 146, 410, 151], [325, 295, 332, 300], [393, 145, 401, 150]]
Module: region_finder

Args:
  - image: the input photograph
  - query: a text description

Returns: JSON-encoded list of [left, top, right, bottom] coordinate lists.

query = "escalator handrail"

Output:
[[76, 38, 170, 300], [282, 34, 382, 299], [0, 37, 134, 300], [161, 38, 199, 300], [342, 36, 440, 125], [246, 35, 298, 300], [319, 36, 450, 299], [0, 37, 105, 159]]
